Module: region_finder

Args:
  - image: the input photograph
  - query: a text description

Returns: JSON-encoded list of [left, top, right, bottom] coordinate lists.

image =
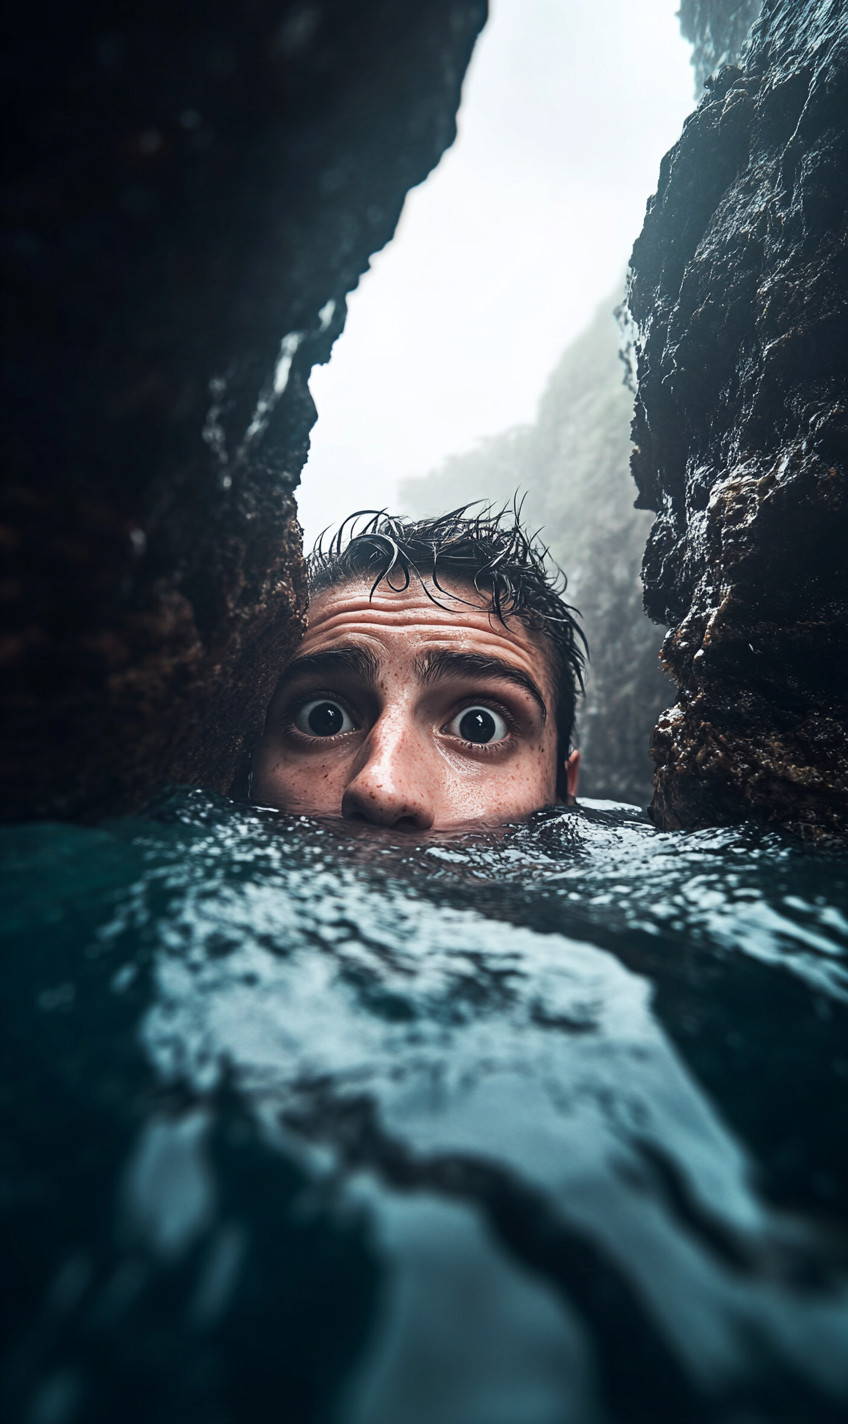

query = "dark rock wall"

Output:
[[1, 0, 486, 821], [401, 301, 671, 808], [678, 0, 763, 92], [624, 0, 848, 836]]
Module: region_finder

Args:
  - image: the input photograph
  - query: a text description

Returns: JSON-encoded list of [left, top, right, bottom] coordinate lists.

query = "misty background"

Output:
[[296, 0, 700, 804]]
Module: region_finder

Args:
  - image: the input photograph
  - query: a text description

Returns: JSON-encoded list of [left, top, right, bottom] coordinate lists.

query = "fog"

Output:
[[296, 0, 695, 547]]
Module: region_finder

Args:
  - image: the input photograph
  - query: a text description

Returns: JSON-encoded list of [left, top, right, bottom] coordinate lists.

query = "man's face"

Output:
[[252, 576, 579, 830]]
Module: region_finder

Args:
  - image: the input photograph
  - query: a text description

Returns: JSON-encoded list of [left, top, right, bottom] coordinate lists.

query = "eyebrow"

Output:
[[278, 645, 381, 688], [413, 649, 548, 722]]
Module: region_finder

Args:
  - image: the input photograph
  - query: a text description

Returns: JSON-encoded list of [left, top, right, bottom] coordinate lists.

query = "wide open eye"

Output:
[[446, 706, 509, 745], [294, 699, 355, 738]]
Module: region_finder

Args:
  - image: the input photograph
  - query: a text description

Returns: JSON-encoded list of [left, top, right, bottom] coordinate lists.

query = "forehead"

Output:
[[303, 576, 553, 688]]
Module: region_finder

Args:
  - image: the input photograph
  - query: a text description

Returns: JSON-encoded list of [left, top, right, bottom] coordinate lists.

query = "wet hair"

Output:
[[308, 505, 587, 798]]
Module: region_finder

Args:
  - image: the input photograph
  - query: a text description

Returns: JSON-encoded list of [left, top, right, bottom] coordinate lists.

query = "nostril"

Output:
[[341, 772, 434, 830]]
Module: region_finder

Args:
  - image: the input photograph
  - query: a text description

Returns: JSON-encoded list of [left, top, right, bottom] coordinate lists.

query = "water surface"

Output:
[[2, 791, 847, 1423]]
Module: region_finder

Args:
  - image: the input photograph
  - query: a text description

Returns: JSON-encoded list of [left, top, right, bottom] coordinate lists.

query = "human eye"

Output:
[[444, 705, 509, 745], [293, 698, 356, 738]]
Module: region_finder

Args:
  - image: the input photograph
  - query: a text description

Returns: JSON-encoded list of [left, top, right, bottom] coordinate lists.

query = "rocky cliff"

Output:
[[624, 0, 848, 836], [678, 1, 763, 92], [401, 301, 670, 808], [1, 0, 486, 821]]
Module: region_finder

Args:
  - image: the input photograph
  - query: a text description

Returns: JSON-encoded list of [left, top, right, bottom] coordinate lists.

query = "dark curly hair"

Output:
[[308, 505, 587, 797]]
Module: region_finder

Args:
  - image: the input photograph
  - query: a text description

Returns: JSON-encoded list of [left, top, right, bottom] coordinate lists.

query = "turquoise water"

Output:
[[2, 789, 847, 1423]]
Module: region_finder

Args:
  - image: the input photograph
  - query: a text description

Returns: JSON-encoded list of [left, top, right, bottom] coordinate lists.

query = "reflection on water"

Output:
[[2, 790, 847, 1423]]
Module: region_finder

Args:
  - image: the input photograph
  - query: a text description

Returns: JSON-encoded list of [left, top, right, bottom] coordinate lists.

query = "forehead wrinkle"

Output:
[[302, 583, 558, 713], [309, 578, 485, 617], [303, 614, 545, 685], [306, 605, 499, 636], [305, 589, 530, 646], [415, 649, 548, 721]]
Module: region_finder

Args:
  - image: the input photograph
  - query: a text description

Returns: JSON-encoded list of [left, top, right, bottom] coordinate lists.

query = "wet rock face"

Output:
[[625, 0, 848, 835], [1, 0, 486, 821], [678, 0, 763, 92]]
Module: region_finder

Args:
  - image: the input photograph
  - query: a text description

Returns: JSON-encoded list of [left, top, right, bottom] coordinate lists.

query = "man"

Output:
[[252, 507, 585, 830]]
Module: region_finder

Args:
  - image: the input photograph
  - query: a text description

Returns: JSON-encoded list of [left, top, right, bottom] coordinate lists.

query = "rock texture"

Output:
[[625, 0, 848, 836], [678, 0, 763, 92], [1, 0, 486, 821], [401, 301, 671, 808]]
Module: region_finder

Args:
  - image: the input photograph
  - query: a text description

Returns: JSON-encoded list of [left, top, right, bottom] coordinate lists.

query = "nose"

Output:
[[341, 717, 435, 830]]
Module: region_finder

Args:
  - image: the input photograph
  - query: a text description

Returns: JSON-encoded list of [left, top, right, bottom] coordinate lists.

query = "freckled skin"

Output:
[[252, 578, 579, 830]]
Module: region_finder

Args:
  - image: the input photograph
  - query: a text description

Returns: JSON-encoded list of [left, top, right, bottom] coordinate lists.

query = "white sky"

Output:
[[296, 0, 695, 547]]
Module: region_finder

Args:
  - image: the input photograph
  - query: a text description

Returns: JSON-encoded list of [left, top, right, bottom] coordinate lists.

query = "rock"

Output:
[[0, 0, 486, 821], [678, 0, 763, 92], [401, 300, 671, 808], [624, 0, 848, 836]]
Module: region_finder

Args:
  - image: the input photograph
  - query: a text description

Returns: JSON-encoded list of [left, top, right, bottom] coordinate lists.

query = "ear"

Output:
[[565, 749, 580, 803]]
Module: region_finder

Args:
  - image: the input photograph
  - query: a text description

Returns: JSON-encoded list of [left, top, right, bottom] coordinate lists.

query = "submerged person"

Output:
[[251, 507, 586, 830]]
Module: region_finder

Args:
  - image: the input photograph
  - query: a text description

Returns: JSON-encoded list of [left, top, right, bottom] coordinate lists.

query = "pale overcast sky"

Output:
[[296, 0, 696, 547]]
